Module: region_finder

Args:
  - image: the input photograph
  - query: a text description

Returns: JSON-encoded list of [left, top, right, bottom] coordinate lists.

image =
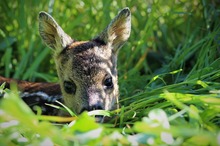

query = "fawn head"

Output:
[[38, 8, 131, 117]]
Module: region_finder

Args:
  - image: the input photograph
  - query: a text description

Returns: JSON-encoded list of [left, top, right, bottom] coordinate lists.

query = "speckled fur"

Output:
[[38, 8, 131, 115]]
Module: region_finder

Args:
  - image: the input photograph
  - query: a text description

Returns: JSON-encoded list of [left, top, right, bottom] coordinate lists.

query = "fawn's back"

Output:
[[38, 8, 131, 120]]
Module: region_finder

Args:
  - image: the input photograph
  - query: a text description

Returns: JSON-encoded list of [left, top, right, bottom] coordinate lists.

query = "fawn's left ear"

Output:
[[98, 7, 131, 53], [38, 12, 72, 53]]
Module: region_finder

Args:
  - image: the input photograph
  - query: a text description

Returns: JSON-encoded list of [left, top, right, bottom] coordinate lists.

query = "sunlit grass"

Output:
[[1, 0, 220, 145], [1, 84, 220, 145]]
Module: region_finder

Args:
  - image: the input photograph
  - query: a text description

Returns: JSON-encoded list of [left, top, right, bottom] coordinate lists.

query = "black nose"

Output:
[[80, 104, 103, 113], [89, 104, 103, 111]]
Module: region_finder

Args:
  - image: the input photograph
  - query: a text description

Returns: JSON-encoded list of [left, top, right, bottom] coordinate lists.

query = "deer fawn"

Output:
[[27, 8, 130, 121]]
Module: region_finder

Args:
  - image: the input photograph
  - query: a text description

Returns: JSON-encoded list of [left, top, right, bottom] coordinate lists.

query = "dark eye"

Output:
[[64, 81, 76, 94], [104, 77, 113, 89]]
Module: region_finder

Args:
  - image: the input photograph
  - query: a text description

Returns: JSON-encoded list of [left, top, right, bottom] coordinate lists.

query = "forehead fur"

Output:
[[60, 38, 105, 54], [57, 38, 117, 81]]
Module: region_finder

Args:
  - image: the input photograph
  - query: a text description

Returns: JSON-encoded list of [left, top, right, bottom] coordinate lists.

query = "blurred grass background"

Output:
[[1, 0, 220, 145], [0, 2, 217, 74], [1, 0, 220, 108], [1, 0, 220, 110]]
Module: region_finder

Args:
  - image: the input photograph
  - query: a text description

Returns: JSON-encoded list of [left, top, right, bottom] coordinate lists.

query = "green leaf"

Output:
[[68, 112, 100, 133]]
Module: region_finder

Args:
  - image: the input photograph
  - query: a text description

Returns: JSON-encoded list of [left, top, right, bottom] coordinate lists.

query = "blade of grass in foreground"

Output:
[[0, 85, 68, 145], [37, 115, 77, 122]]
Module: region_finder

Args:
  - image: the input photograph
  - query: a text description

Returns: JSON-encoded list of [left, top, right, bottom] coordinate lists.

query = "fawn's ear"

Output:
[[38, 12, 72, 53], [98, 7, 131, 53]]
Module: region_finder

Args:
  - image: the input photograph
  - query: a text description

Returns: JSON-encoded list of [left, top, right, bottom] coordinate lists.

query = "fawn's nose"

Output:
[[89, 103, 103, 111], [81, 102, 103, 113], [80, 91, 105, 122], [80, 103, 105, 123], [80, 89, 104, 112]]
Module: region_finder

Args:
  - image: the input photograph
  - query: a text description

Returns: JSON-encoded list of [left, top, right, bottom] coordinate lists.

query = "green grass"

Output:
[[1, 0, 220, 145]]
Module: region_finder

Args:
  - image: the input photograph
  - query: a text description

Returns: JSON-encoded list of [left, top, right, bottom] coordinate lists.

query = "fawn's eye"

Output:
[[103, 76, 113, 89], [64, 81, 76, 94]]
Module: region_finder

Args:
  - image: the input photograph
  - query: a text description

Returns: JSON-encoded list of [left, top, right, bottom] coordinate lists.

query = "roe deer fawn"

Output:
[[38, 8, 131, 120]]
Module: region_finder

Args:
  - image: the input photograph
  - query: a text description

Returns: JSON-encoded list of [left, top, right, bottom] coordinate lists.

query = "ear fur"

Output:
[[98, 7, 131, 53], [38, 12, 72, 53], [39, 8, 131, 53]]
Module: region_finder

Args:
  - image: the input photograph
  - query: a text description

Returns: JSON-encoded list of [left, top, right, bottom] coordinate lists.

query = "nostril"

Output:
[[89, 104, 103, 111], [80, 104, 103, 113]]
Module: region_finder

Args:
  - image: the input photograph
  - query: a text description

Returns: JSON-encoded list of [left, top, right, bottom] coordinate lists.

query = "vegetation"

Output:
[[1, 0, 220, 145]]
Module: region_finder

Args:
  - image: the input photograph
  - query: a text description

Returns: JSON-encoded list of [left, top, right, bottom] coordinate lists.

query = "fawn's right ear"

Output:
[[38, 12, 72, 53]]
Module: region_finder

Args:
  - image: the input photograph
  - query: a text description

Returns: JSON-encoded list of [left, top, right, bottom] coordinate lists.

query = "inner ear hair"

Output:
[[98, 8, 131, 53], [39, 11, 72, 53]]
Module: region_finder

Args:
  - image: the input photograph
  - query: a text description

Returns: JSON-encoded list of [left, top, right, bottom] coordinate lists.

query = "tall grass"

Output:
[[1, 0, 220, 145]]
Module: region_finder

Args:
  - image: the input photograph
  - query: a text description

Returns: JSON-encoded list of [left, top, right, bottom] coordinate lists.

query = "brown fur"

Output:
[[38, 8, 131, 117]]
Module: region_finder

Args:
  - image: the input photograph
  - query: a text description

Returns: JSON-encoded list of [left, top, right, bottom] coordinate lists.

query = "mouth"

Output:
[[87, 109, 112, 123], [95, 115, 105, 123], [95, 115, 112, 123]]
